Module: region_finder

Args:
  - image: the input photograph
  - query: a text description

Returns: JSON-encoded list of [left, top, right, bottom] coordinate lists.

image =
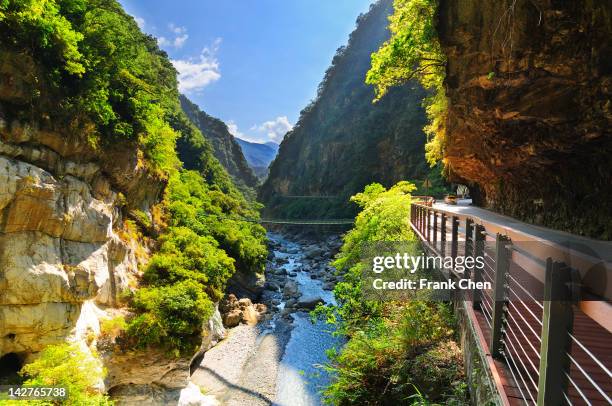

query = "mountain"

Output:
[[180, 95, 259, 188], [235, 138, 279, 178], [259, 0, 429, 219]]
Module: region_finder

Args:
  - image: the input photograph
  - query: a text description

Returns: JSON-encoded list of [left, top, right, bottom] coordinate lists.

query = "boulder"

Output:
[[241, 305, 259, 326], [282, 280, 298, 297], [222, 309, 242, 328], [264, 281, 279, 291], [323, 282, 335, 291], [297, 296, 324, 310], [237, 298, 253, 309]]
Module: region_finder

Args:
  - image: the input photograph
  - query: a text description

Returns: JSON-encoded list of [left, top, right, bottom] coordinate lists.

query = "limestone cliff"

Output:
[[0, 115, 160, 360], [437, 0, 612, 238]]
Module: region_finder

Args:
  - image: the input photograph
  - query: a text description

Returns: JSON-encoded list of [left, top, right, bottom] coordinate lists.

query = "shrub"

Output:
[[19, 343, 112, 406], [100, 315, 127, 339], [317, 182, 467, 405], [127, 280, 213, 354], [144, 226, 235, 301]]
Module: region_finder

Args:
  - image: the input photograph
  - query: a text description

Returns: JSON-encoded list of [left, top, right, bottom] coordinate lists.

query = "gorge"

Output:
[[0, 0, 610, 405]]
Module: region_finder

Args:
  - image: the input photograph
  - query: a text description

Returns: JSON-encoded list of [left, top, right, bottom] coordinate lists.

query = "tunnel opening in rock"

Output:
[[0, 352, 25, 384]]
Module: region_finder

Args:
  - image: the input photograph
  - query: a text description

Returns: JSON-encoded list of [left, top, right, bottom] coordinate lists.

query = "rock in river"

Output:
[[297, 296, 324, 310]]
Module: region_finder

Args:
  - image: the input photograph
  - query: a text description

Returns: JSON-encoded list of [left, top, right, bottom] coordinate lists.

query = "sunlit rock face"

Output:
[[438, 0, 612, 238], [0, 125, 148, 357]]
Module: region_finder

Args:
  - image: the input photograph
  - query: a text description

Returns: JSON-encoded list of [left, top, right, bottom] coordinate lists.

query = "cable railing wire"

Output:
[[508, 301, 542, 342], [505, 321, 540, 379], [568, 333, 611, 378], [507, 289, 543, 326], [565, 371, 593, 406], [480, 297, 494, 327], [567, 353, 612, 403], [502, 347, 537, 405], [503, 332, 540, 394], [508, 274, 544, 309], [506, 311, 541, 360]]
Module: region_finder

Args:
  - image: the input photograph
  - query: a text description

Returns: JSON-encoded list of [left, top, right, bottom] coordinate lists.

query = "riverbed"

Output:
[[190, 232, 341, 406]]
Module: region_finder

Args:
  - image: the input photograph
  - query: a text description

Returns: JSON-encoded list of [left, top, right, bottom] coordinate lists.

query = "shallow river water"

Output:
[[269, 233, 339, 406]]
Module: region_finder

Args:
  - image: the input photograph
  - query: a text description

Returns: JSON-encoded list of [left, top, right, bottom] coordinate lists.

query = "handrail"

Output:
[[409, 203, 612, 405], [413, 204, 612, 282], [411, 202, 612, 332]]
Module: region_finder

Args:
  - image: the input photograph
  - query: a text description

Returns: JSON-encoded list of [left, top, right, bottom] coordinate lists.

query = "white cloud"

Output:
[[172, 38, 222, 93], [229, 116, 293, 143], [157, 23, 189, 49], [253, 116, 293, 143], [134, 16, 145, 30], [227, 121, 244, 138]]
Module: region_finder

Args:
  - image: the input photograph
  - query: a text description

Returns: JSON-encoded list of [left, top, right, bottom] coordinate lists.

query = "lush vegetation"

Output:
[[4, 344, 112, 405], [260, 0, 430, 220], [0, 0, 181, 176], [366, 0, 447, 166], [126, 170, 267, 354], [316, 182, 466, 405], [0, 0, 267, 356]]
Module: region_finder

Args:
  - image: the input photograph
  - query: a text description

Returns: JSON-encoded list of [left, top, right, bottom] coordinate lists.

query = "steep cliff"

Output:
[[0, 50, 161, 362], [0, 0, 266, 401], [180, 95, 258, 189], [437, 0, 612, 238], [259, 0, 429, 219]]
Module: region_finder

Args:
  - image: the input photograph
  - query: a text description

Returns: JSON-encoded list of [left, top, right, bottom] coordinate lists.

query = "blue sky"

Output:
[[118, 0, 374, 143]]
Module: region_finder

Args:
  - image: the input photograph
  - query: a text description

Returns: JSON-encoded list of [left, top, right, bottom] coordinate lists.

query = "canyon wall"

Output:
[[0, 121, 158, 359], [260, 0, 429, 219], [438, 0, 612, 238]]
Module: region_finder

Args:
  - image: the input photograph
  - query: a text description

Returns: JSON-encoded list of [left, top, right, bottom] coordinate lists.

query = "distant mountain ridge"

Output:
[[235, 138, 279, 179], [179, 95, 258, 188], [259, 0, 428, 219]]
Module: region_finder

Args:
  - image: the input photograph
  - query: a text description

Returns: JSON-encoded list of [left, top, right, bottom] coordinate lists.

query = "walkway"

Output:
[[411, 201, 611, 406]]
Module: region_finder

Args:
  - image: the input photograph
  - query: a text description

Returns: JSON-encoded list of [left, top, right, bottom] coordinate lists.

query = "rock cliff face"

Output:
[[180, 95, 258, 189], [0, 119, 160, 360], [0, 51, 163, 361], [438, 0, 612, 238], [260, 0, 429, 219]]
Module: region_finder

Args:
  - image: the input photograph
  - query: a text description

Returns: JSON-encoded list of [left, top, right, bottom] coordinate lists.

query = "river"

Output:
[[189, 232, 341, 406]]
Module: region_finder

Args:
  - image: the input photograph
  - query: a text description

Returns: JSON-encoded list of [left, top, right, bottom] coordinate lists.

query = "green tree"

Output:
[[17, 343, 112, 406], [316, 182, 466, 405], [366, 0, 447, 165]]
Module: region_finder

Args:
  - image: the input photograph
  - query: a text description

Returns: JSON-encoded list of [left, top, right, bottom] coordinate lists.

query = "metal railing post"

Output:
[[536, 259, 574, 406], [433, 211, 438, 243], [490, 234, 510, 358], [425, 208, 430, 241], [451, 216, 459, 260], [472, 224, 485, 309], [440, 213, 447, 256], [463, 219, 474, 277]]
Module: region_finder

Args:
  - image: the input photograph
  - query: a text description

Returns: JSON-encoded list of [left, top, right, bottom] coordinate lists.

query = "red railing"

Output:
[[410, 203, 611, 406]]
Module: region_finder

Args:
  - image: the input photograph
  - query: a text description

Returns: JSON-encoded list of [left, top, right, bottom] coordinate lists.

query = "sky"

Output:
[[118, 0, 374, 144]]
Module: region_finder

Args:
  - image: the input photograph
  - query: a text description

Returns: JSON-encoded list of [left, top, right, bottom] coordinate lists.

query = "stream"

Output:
[[190, 232, 342, 406]]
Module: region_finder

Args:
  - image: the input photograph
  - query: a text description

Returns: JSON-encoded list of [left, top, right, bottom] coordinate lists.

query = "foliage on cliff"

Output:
[[259, 0, 430, 220], [0, 0, 181, 176], [0, 0, 267, 354], [366, 0, 447, 165], [16, 343, 112, 405], [315, 182, 466, 405], [180, 95, 259, 191]]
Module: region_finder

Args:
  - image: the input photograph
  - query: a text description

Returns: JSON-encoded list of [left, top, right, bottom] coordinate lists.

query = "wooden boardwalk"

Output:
[[411, 201, 611, 405]]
